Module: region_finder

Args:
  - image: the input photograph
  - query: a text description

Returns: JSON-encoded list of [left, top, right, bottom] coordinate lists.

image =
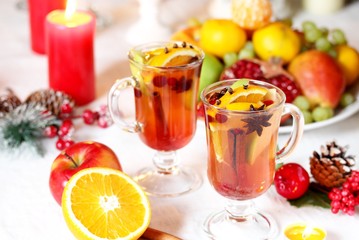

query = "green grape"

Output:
[[312, 106, 334, 122], [327, 107, 334, 118], [223, 52, 238, 67], [281, 18, 293, 27], [331, 29, 347, 45], [327, 48, 338, 58], [242, 41, 254, 51], [238, 48, 255, 60], [315, 37, 332, 52], [302, 110, 313, 124], [293, 95, 311, 111], [305, 28, 323, 43], [302, 21, 317, 33], [320, 27, 329, 37], [340, 92, 355, 107]]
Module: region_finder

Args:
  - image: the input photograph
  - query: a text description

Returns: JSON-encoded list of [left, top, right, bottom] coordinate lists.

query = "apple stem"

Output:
[[64, 152, 78, 167]]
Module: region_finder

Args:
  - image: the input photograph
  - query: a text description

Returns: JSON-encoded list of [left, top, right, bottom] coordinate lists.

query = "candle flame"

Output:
[[65, 0, 77, 19]]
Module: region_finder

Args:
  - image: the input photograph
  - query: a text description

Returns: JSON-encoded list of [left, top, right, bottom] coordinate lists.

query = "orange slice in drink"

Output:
[[226, 102, 263, 111], [218, 84, 268, 108], [148, 45, 199, 67], [62, 167, 151, 240]]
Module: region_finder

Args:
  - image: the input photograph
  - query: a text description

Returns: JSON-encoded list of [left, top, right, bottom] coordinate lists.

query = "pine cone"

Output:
[[25, 89, 75, 117], [0, 88, 21, 117], [310, 141, 356, 189]]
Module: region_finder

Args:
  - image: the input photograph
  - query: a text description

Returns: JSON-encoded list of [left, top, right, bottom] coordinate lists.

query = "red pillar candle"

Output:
[[46, 8, 96, 106], [28, 0, 66, 54]]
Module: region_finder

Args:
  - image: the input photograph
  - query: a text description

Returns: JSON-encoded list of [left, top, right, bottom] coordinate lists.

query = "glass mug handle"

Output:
[[107, 77, 141, 133], [276, 103, 304, 162]]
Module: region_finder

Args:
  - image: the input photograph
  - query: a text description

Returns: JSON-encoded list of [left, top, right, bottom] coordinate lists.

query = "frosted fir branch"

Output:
[[0, 103, 58, 155], [0, 139, 44, 157]]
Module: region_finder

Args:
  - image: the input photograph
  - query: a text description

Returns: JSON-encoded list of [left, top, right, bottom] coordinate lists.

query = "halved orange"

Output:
[[62, 167, 151, 240]]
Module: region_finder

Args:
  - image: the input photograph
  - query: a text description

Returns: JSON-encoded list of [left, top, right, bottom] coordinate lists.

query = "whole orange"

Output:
[[335, 44, 359, 86], [252, 22, 301, 64], [199, 19, 247, 58]]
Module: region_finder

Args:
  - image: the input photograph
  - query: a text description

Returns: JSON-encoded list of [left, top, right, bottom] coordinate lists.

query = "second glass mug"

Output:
[[108, 41, 204, 197], [201, 79, 304, 239]]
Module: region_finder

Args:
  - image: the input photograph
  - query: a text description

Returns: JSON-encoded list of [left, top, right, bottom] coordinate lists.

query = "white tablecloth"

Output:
[[1, 0, 359, 239]]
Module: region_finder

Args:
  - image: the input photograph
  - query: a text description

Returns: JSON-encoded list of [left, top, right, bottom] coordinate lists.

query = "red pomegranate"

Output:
[[221, 58, 301, 103]]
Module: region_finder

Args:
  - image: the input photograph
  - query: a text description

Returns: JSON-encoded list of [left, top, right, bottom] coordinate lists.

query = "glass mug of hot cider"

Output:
[[108, 41, 204, 197], [201, 79, 304, 239]]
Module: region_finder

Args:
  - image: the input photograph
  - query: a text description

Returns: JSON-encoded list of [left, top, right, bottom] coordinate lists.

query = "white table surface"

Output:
[[1, 0, 359, 239]]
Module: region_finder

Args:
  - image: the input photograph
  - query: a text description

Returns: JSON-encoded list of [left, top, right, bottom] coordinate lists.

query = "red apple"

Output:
[[289, 50, 345, 108], [49, 141, 122, 205], [274, 163, 310, 200]]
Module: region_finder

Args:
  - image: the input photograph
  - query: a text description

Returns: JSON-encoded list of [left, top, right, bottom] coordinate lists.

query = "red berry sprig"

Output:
[[43, 125, 58, 138], [58, 119, 74, 137], [82, 105, 113, 128], [55, 138, 75, 151], [43, 103, 113, 151], [329, 170, 359, 216], [60, 102, 73, 115], [82, 109, 98, 125]]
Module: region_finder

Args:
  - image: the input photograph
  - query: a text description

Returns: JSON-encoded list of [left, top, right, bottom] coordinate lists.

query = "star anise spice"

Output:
[[242, 113, 272, 136]]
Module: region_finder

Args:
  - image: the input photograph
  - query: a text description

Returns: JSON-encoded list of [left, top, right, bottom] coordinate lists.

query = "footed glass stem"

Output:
[[203, 199, 278, 239], [133, 151, 202, 197]]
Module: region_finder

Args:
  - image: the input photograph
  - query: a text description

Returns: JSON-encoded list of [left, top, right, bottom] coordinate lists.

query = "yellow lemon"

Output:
[[335, 44, 359, 86], [199, 19, 247, 58], [252, 21, 301, 63], [62, 167, 151, 240]]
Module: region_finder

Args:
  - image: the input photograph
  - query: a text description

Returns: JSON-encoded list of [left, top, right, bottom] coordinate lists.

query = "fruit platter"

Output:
[[171, 7, 359, 133]]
